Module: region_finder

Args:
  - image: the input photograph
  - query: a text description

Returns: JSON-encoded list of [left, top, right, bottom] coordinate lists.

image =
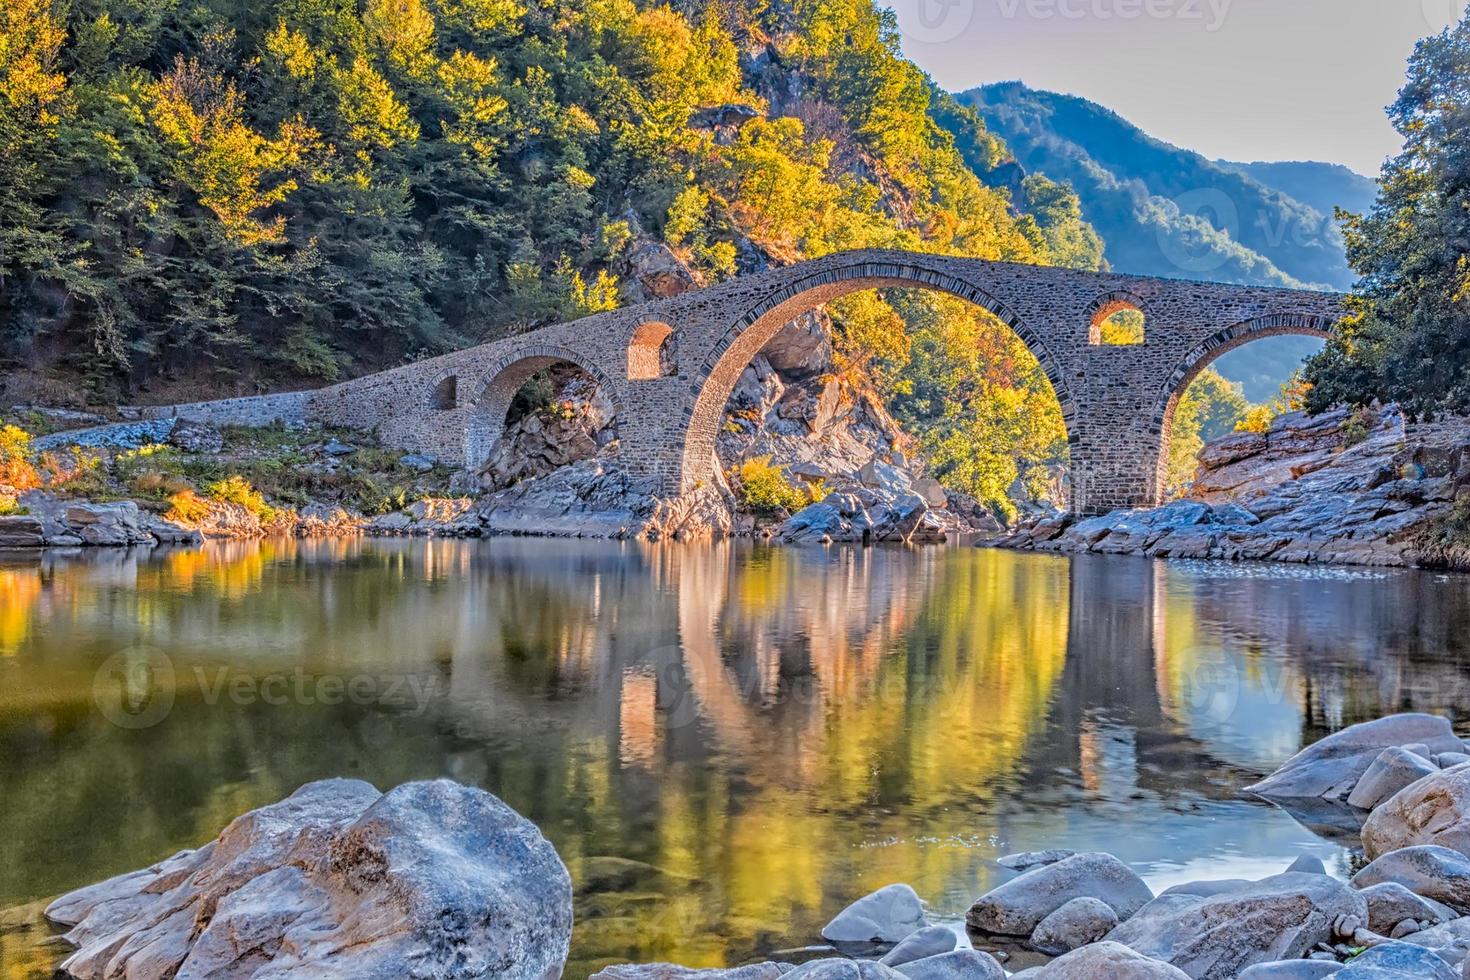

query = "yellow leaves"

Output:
[[437, 50, 507, 157], [264, 23, 317, 81], [364, 0, 438, 80], [0, 0, 68, 124], [337, 56, 419, 152], [149, 57, 310, 246]]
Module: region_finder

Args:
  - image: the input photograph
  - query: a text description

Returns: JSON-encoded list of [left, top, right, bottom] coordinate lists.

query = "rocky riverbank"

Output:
[[995, 407, 1470, 570], [42, 712, 1470, 979]]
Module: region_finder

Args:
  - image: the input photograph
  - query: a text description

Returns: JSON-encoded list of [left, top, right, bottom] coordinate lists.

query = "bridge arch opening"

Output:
[[1088, 292, 1147, 346], [628, 321, 676, 380], [1153, 314, 1334, 500], [682, 261, 1075, 515], [428, 374, 458, 411], [464, 351, 621, 480]]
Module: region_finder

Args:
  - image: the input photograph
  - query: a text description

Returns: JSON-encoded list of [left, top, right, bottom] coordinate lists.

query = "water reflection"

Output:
[[1, 541, 1469, 976]]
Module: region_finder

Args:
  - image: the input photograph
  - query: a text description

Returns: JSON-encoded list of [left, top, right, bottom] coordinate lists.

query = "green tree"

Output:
[[1306, 11, 1470, 417]]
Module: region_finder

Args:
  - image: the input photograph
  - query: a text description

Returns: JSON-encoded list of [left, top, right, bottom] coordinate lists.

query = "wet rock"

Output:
[[966, 852, 1153, 937], [892, 949, 1004, 980], [1359, 881, 1456, 934], [1244, 714, 1462, 802], [820, 883, 929, 944], [1016, 940, 1191, 978], [1363, 764, 1470, 859], [878, 925, 957, 966], [46, 778, 573, 980], [1348, 747, 1441, 810], [1352, 845, 1470, 914], [1103, 872, 1367, 980], [1029, 896, 1119, 954]]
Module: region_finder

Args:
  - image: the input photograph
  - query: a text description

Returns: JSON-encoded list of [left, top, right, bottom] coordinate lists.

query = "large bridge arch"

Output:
[[463, 345, 625, 471], [1149, 312, 1336, 499], [674, 258, 1076, 493]]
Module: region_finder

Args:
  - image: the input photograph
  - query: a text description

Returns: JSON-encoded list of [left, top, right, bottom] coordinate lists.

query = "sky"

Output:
[[887, 0, 1463, 176]]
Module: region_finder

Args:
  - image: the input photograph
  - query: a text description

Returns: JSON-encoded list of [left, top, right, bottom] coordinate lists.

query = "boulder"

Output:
[[1358, 881, 1456, 934], [1333, 940, 1458, 979], [966, 852, 1153, 937], [997, 850, 1076, 872], [1029, 896, 1119, 954], [893, 950, 1004, 980], [1018, 941, 1191, 978], [1362, 764, 1470, 859], [878, 925, 957, 966], [0, 515, 45, 547], [399, 454, 436, 473], [820, 884, 929, 944], [785, 962, 903, 980], [167, 419, 223, 454], [592, 967, 791, 980], [1437, 753, 1470, 769], [1103, 872, 1367, 980], [1347, 747, 1440, 811], [1286, 855, 1329, 876], [46, 778, 573, 980], [1352, 845, 1470, 913], [1236, 963, 1345, 979], [1244, 714, 1462, 801], [626, 241, 698, 299]]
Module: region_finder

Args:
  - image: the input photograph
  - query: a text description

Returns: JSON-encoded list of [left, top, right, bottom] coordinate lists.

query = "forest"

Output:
[[0, 0, 1292, 511]]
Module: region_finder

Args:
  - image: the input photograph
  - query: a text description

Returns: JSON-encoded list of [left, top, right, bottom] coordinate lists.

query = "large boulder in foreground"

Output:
[[1012, 941, 1190, 978], [1362, 763, 1470, 859], [1243, 714, 1462, 801], [1102, 872, 1366, 980], [966, 852, 1153, 938], [46, 778, 573, 980], [1351, 844, 1470, 914]]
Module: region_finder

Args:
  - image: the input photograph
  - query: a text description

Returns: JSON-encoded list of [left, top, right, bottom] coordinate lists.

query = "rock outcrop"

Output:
[[45, 779, 573, 980], [996, 407, 1470, 568]]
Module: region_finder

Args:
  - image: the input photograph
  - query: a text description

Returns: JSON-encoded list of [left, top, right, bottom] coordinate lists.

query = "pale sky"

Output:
[[887, 0, 1464, 176]]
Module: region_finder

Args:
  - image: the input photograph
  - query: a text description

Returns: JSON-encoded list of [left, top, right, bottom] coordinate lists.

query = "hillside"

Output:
[[1222, 160, 1378, 222], [960, 81, 1355, 291]]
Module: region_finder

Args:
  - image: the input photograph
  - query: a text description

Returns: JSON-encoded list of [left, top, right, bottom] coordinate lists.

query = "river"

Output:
[[2, 539, 1469, 976]]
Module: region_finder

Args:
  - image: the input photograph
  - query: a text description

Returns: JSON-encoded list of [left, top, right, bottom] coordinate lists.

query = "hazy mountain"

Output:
[[1222, 160, 1378, 223], [960, 81, 1356, 292]]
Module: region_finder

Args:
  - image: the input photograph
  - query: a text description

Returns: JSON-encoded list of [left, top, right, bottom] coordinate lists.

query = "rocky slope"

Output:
[[996, 407, 1470, 568]]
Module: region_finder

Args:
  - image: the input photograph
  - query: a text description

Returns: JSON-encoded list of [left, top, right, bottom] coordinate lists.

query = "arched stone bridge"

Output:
[[303, 249, 1346, 514]]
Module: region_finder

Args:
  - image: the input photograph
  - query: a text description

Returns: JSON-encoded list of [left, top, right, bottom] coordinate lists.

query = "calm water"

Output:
[[2, 539, 1470, 977]]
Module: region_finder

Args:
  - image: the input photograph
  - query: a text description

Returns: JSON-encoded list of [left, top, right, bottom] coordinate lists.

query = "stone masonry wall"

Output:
[[134, 249, 1347, 515]]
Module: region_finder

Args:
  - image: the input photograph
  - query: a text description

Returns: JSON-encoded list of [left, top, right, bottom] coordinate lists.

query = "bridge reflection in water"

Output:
[[2, 541, 1470, 975]]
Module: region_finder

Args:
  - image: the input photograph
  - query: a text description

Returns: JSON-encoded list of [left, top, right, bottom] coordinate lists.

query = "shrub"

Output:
[[165, 489, 213, 525], [1341, 407, 1376, 448], [204, 475, 277, 522], [735, 456, 810, 515], [0, 424, 42, 490], [0, 494, 26, 516]]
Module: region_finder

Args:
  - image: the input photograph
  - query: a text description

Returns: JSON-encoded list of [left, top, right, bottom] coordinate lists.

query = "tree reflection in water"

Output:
[[1, 541, 1469, 976]]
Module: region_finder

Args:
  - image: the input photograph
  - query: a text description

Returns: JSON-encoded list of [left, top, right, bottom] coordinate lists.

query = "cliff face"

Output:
[[996, 408, 1470, 569]]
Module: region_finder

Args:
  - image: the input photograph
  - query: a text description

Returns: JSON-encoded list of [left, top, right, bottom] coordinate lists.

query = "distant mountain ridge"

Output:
[[959, 81, 1364, 292]]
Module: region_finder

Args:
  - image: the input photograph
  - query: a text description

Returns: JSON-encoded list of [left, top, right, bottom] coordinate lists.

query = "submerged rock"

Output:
[[46, 778, 573, 980]]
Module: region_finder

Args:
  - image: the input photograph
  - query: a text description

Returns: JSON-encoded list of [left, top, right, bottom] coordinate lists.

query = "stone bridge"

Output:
[[295, 249, 1345, 514]]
